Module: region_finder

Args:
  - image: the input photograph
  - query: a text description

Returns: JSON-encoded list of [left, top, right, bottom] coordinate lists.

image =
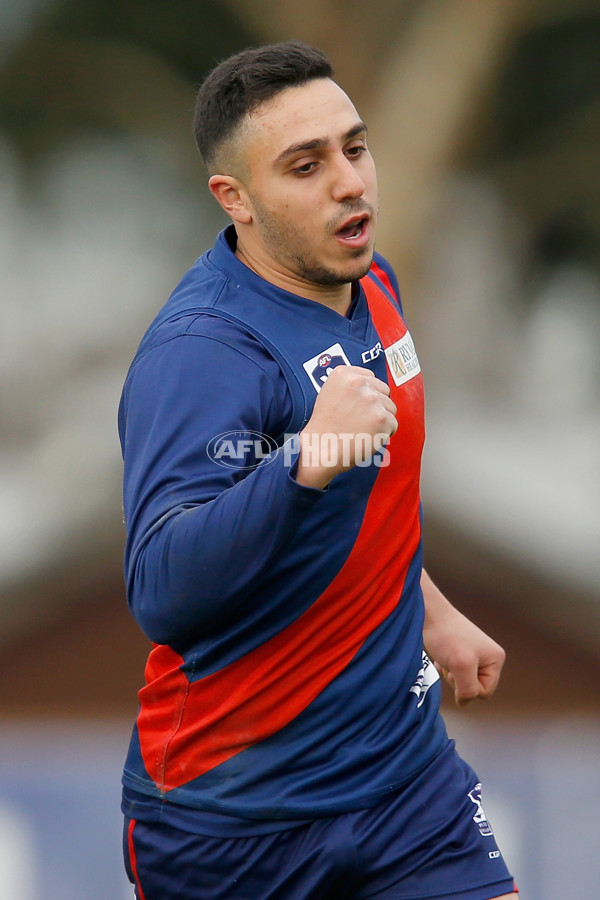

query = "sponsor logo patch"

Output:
[[303, 343, 351, 393], [384, 332, 421, 386]]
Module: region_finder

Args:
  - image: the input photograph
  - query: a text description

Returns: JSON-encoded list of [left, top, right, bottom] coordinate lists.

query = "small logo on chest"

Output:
[[302, 342, 351, 393], [361, 341, 383, 363]]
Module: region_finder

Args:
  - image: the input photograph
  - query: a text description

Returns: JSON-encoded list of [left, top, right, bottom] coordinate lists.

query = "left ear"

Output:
[[208, 175, 253, 225]]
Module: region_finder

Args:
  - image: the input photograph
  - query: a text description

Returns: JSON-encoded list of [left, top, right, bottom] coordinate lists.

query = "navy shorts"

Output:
[[123, 741, 516, 900]]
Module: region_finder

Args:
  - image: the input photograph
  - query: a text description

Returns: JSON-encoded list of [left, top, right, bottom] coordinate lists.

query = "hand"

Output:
[[421, 570, 506, 707], [295, 366, 397, 489]]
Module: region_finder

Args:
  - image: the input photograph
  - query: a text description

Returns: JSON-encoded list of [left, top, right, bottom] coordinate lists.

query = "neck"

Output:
[[234, 242, 353, 316]]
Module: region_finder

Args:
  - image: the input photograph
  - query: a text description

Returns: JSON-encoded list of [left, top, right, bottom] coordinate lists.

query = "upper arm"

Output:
[[120, 324, 289, 560]]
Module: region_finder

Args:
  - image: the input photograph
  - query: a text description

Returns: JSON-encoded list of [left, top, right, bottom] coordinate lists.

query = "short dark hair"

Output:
[[193, 41, 334, 169]]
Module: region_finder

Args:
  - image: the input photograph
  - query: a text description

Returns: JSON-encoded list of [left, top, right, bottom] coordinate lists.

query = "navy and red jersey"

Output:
[[119, 226, 447, 833]]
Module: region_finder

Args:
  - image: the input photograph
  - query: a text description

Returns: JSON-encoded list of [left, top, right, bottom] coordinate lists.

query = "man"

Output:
[[119, 40, 519, 900]]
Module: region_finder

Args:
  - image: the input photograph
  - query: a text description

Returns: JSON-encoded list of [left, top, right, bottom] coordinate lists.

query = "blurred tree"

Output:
[[222, 0, 600, 299], [0, 0, 598, 692], [488, 9, 600, 275], [224, 0, 550, 305], [2, 0, 599, 296], [0, 0, 253, 169]]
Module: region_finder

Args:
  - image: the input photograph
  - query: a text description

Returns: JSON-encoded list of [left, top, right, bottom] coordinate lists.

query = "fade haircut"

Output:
[[193, 41, 334, 172]]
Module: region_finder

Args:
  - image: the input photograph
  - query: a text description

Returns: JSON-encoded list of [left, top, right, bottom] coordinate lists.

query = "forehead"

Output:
[[244, 78, 363, 164]]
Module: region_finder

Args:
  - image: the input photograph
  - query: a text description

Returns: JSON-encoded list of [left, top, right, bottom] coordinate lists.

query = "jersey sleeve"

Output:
[[119, 320, 325, 646]]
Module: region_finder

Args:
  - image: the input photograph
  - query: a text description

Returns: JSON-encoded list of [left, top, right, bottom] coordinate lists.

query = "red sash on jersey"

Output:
[[136, 266, 425, 792]]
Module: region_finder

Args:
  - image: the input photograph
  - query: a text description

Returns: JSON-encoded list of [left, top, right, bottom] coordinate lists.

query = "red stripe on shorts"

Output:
[[127, 819, 148, 900]]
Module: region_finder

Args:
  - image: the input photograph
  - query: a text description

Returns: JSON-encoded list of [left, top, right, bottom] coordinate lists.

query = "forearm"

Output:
[[420, 567, 506, 706], [421, 567, 455, 635]]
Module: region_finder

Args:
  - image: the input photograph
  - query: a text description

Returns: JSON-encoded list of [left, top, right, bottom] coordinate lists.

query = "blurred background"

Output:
[[1, 0, 599, 896]]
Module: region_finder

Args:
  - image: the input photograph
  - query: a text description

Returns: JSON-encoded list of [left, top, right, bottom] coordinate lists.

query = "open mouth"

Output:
[[336, 217, 368, 241]]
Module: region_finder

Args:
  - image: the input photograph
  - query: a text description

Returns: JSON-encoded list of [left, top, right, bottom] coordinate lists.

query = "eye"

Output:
[[345, 144, 366, 159], [292, 160, 318, 176]]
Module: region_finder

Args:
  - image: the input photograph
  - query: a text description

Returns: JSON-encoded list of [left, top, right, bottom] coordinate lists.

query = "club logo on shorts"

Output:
[[468, 784, 494, 836], [303, 343, 351, 393]]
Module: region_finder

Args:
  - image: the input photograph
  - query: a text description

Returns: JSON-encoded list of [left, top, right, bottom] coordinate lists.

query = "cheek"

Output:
[[259, 187, 327, 236], [281, 200, 322, 234]]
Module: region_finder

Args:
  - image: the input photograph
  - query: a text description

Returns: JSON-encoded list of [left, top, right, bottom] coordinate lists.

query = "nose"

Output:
[[330, 154, 365, 202]]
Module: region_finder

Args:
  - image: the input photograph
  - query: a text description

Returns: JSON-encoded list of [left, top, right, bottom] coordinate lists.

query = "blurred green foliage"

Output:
[[0, 0, 253, 160], [493, 13, 600, 155], [1, 0, 599, 272]]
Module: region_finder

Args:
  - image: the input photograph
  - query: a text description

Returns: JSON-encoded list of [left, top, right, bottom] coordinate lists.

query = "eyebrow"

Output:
[[272, 121, 368, 168]]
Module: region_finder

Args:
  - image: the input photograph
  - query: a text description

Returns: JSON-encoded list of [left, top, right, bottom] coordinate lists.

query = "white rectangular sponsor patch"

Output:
[[385, 332, 421, 387]]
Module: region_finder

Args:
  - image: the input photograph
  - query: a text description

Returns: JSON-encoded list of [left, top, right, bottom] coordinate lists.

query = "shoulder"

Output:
[[129, 312, 282, 379], [370, 252, 403, 306], [121, 313, 292, 438], [126, 314, 289, 407]]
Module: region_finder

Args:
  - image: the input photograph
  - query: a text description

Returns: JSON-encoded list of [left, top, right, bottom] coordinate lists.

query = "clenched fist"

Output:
[[295, 366, 397, 490]]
